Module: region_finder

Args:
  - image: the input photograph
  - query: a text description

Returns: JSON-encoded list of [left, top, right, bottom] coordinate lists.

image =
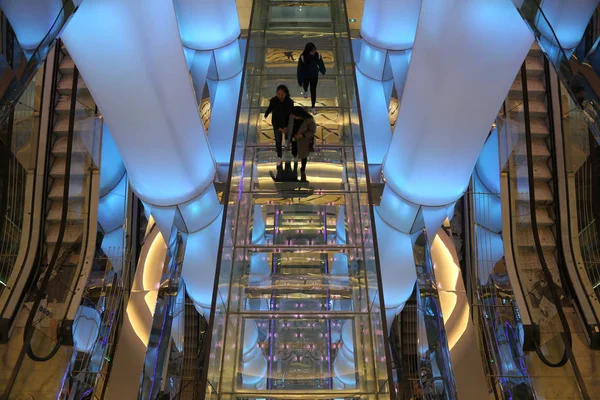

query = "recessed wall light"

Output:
[[349, 18, 356, 23]]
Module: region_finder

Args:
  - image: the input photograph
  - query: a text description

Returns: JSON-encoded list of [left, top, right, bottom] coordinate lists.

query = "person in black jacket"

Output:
[[297, 42, 326, 115], [264, 84, 294, 162]]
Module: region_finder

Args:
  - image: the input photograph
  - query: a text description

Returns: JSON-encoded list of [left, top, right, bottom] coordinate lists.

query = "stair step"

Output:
[[47, 200, 86, 222], [530, 42, 542, 54], [510, 78, 545, 99], [57, 77, 88, 95], [52, 137, 89, 157], [516, 204, 554, 226], [50, 157, 87, 178], [49, 177, 85, 200], [59, 57, 74, 72], [515, 161, 552, 182], [53, 116, 71, 137], [525, 55, 545, 77], [516, 183, 553, 203], [513, 138, 551, 160], [518, 249, 558, 271], [46, 222, 83, 245], [515, 226, 555, 248], [46, 245, 80, 266], [55, 97, 94, 116], [529, 119, 550, 136], [506, 99, 547, 118]]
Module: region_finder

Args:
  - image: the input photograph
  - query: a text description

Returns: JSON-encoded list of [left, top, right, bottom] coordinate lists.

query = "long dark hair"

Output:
[[292, 106, 313, 120], [302, 42, 317, 59], [276, 84, 290, 96]]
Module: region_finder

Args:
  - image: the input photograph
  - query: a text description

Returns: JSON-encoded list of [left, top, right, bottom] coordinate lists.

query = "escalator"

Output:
[[0, 39, 102, 398], [200, 0, 394, 398], [500, 52, 598, 398]]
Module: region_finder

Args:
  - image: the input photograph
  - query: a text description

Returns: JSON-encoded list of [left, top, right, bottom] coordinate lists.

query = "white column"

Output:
[[535, 0, 600, 55], [174, 0, 244, 165], [62, 0, 217, 208], [0, 0, 63, 52], [381, 0, 532, 208], [62, 0, 226, 321], [355, 0, 421, 168]]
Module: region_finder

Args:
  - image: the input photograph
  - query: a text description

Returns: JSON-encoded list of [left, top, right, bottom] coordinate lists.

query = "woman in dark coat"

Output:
[[287, 106, 316, 181], [297, 42, 326, 115], [264, 84, 294, 162]]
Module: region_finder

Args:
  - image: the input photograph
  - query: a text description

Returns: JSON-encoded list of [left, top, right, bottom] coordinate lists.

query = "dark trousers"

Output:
[[290, 141, 308, 171], [274, 127, 283, 158], [303, 76, 319, 108]]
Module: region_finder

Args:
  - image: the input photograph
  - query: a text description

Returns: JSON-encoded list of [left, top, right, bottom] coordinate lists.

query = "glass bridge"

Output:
[[202, 0, 394, 398]]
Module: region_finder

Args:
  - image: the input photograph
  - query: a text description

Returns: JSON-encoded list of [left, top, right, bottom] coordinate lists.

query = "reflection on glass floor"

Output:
[[203, 0, 392, 398]]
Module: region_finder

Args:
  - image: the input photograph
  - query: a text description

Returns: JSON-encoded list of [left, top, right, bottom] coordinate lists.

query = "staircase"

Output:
[[38, 43, 96, 335], [507, 43, 563, 319], [506, 43, 600, 398]]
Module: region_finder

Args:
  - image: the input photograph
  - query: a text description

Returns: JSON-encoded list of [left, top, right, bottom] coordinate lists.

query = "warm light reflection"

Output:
[[430, 233, 469, 351], [128, 231, 167, 345]]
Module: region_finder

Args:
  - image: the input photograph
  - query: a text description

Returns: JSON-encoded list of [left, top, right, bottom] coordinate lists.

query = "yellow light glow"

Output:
[[430, 233, 469, 351]]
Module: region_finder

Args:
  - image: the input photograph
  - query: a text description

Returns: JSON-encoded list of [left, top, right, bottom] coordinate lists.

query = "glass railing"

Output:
[[139, 226, 187, 399], [0, 1, 77, 124], [558, 81, 600, 341], [467, 185, 535, 398], [0, 67, 44, 297], [2, 111, 103, 398], [57, 245, 130, 399], [411, 212, 458, 400], [201, 0, 393, 398], [499, 64, 591, 398]]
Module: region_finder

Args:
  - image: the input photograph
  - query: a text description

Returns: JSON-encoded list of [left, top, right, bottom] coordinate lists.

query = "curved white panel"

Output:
[[181, 210, 223, 315], [538, 0, 599, 51], [360, 0, 421, 51], [214, 40, 243, 80], [356, 70, 393, 166], [474, 225, 504, 285], [209, 72, 244, 163], [430, 231, 489, 398], [100, 229, 125, 259], [98, 174, 127, 233], [189, 51, 212, 105], [377, 186, 419, 233], [333, 321, 357, 387], [382, 0, 532, 207], [472, 173, 503, 233], [61, 0, 216, 207], [388, 50, 411, 103], [475, 128, 501, 195], [174, 0, 240, 51], [374, 210, 417, 313], [357, 40, 388, 80], [0, 0, 62, 51], [178, 186, 221, 233], [72, 305, 101, 353], [99, 123, 125, 198]]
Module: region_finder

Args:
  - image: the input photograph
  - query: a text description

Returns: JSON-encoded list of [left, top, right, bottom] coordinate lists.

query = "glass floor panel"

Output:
[[252, 148, 357, 193], [258, 107, 347, 146]]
